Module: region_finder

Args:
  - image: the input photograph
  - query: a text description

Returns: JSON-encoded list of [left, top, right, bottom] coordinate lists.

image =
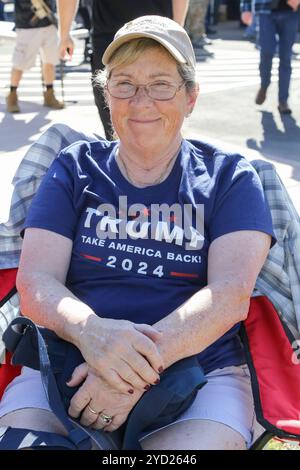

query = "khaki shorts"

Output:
[[141, 364, 265, 448], [0, 364, 264, 449], [12, 25, 59, 71]]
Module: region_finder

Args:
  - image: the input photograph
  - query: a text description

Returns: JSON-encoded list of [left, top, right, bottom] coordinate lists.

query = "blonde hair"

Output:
[[94, 38, 196, 93]]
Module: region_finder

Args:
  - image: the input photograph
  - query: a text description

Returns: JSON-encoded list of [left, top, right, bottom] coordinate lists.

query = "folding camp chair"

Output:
[[1, 278, 300, 449], [242, 295, 300, 449]]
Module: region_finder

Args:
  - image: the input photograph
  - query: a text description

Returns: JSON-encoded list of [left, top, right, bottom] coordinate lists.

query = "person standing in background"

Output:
[[6, 0, 64, 113], [57, 0, 190, 140], [241, 0, 300, 114], [185, 0, 211, 48]]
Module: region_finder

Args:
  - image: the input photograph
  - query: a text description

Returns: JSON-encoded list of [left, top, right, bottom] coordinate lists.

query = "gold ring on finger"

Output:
[[87, 404, 99, 415]]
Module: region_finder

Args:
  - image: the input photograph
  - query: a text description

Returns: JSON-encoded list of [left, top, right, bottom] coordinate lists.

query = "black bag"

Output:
[[3, 317, 207, 450]]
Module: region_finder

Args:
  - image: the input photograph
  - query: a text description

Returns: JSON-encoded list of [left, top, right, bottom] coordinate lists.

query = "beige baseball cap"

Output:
[[102, 15, 196, 70]]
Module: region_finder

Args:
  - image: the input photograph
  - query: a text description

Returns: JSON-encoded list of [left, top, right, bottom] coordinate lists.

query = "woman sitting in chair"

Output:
[[0, 16, 274, 450]]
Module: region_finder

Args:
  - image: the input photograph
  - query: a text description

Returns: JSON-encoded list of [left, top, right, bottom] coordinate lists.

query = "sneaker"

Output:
[[255, 87, 267, 105], [278, 102, 292, 115], [194, 47, 214, 58], [43, 88, 64, 109], [6, 89, 20, 113], [192, 35, 212, 48]]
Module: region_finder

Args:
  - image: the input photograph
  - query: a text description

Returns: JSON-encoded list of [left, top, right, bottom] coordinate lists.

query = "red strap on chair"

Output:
[[0, 268, 18, 301], [243, 296, 300, 438], [0, 352, 21, 400], [0, 268, 21, 399]]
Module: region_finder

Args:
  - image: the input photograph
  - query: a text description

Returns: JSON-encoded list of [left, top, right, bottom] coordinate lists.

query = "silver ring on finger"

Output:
[[99, 412, 113, 425], [87, 403, 99, 415]]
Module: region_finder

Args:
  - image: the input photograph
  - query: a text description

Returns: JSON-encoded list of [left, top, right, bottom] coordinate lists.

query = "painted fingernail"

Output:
[[158, 366, 164, 373], [154, 378, 160, 385], [144, 384, 151, 391], [66, 376, 72, 384], [128, 389, 134, 394]]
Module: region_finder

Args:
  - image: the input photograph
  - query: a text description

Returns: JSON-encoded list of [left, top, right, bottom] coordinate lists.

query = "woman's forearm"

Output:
[[18, 274, 249, 366], [17, 271, 96, 348], [154, 279, 250, 369], [17, 270, 164, 392]]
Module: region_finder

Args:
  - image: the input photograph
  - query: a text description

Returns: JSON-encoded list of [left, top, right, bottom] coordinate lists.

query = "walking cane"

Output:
[[59, 49, 77, 105]]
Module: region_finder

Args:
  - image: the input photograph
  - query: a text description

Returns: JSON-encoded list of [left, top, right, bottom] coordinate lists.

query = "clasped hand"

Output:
[[67, 362, 144, 432], [78, 316, 164, 393]]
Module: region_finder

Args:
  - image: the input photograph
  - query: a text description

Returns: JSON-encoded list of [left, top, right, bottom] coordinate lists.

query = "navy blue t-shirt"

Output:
[[23, 139, 275, 373]]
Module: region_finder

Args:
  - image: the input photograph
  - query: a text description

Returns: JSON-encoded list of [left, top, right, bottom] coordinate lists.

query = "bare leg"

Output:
[[42, 63, 55, 85], [0, 408, 67, 436], [141, 419, 247, 450], [10, 68, 23, 87]]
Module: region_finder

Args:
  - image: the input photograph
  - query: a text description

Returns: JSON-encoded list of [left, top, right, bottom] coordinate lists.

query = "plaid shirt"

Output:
[[240, 0, 274, 14], [1, 125, 300, 359]]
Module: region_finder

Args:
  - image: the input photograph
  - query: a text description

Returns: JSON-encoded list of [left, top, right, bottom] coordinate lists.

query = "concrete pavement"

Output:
[[188, 21, 300, 214], [0, 20, 299, 220]]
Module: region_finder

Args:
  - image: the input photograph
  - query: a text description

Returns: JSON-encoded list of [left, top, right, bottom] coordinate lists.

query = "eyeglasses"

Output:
[[106, 80, 186, 101]]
